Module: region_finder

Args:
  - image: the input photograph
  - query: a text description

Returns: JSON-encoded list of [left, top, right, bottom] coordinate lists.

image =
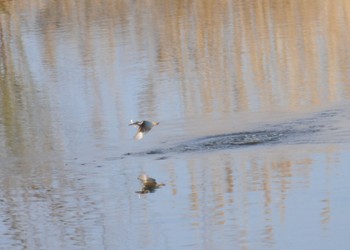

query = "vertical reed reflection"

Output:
[[2, 0, 349, 132], [182, 145, 338, 248]]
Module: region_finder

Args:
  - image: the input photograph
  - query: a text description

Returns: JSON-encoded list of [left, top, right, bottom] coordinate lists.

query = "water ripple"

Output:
[[124, 106, 350, 157]]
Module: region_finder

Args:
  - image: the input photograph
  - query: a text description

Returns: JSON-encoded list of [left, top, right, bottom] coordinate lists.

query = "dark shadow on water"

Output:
[[123, 128, 317, 157], [165, 130, 285, 154]]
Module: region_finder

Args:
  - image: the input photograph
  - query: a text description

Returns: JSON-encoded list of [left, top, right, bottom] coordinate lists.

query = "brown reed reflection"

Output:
[[183, 145, 338, 247], [0, 0, 348, 249], [1, 0, 349, 127]]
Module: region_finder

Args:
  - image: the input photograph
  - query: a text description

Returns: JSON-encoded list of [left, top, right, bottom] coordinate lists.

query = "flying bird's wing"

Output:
[[134, 131, 144, 140], [129, 120, 143, 127]]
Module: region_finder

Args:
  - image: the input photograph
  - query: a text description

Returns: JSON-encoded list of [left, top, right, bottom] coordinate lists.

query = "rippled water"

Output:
[[1, 0, 350, 249]]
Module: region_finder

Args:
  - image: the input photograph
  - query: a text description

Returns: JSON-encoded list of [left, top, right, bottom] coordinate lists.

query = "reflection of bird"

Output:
[[129, 120, 159, 140], [137, 174, 165, 193], [138, 174, 157, 188]]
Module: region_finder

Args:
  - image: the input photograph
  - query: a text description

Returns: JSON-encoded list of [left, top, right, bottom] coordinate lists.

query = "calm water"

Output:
[[1, 0, 350, 249]]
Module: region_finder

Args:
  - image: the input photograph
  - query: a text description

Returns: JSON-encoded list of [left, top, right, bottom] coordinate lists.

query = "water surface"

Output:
[[1, 0, 350, 249]]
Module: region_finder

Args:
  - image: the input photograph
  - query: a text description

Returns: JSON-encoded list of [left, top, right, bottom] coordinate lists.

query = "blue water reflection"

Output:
[[0, 0, 350, 249]]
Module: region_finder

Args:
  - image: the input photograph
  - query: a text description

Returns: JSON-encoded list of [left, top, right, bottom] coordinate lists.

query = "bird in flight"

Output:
[[129, 120, 159, 140]]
